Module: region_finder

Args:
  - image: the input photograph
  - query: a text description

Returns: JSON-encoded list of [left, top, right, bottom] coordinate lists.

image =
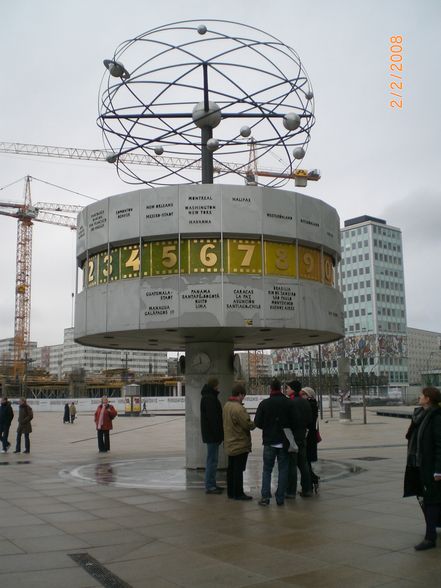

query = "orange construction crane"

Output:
[[0, 176, 81, 382]]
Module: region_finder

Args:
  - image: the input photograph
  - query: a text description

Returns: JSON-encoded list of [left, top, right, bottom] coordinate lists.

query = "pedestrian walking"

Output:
[[223, 383, 255, 500], [14, 398, 33, 454], [404, 386, 441, 551], [0, 396, 14, 453], [63, 402, 70, 424], [200, 376, 224, 494], [94, 396, 117, 453]]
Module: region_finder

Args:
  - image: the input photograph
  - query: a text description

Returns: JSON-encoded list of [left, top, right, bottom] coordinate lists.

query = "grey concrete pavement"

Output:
[[0, 407, 438, 587]]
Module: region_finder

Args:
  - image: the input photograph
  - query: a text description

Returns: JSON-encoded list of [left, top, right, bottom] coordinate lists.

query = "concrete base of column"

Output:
[[185, 340, 234, 469]]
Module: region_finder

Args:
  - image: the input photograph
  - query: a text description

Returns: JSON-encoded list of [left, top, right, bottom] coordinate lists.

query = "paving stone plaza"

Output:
[[0, 407, 439, 587]]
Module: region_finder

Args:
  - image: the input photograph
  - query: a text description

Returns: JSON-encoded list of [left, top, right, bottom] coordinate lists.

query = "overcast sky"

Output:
[[0, 0, 439, 346]]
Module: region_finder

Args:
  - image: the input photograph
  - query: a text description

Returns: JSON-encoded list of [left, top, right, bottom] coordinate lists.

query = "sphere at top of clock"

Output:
[[98, 19, 315, 187]]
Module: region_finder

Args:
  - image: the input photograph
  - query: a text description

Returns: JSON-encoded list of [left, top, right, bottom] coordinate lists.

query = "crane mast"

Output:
[[13, 176, 33, 380], [0, 176, 80, 385]]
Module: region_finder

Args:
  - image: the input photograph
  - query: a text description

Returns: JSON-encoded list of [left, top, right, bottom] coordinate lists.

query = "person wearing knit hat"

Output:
[[301, 387, 320, 492], [286, 380, 302, 398], [301, 387, 316, 399]]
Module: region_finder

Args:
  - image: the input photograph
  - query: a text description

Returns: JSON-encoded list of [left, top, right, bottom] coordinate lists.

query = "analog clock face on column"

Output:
[[190, 352, 211, 374]]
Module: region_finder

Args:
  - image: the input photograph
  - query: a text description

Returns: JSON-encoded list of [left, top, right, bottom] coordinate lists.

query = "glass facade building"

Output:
[[272, 216, 409, 396], [340, 216, 408, 390]]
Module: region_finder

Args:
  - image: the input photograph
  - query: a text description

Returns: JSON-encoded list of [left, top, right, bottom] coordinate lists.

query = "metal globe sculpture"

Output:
[[98, 19, 315, 187], [77, 20, 343, 469]]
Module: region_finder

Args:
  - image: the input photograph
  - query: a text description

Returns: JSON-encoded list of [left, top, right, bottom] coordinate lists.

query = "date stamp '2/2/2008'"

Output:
[[389, 35, 403, 109]]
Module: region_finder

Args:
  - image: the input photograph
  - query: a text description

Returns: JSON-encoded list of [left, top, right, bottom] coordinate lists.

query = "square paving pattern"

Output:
[[0, 407, 438, 587]]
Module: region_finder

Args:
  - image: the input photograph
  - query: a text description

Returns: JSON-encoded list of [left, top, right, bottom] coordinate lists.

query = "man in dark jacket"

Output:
[[14, 398, 33, 454], [200, 377, 224, 494], [286, 380, 313, 497], [0, 396, 14, 453], [254, 379, 297, 506]]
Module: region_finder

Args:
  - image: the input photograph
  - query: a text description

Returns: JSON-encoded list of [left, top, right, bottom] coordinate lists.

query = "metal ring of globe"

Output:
[[98, 19, 315, 187]]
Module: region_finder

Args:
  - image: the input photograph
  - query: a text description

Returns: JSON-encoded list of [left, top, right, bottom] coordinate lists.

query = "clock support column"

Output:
[[185, 340, 234, 469]]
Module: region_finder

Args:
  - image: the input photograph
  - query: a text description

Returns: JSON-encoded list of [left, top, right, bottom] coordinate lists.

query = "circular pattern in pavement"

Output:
[[64, 457, 363, 490]]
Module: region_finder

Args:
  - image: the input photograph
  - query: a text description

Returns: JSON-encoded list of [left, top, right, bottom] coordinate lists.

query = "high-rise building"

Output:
[[271, 215, 409, 396], [340, 215, 408, 391], [340, 215, 407, 336], [407, 327, 441, 386]]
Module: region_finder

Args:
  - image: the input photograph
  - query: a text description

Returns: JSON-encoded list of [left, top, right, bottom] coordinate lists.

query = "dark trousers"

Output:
[[287, 445, 312, 495], [308, 462, 319, 485], [227, 453, 248, 498], [261, 446, 289, 502], [423, 502, 441, 542], [0, 425, 11, 450], [97, 429, 110, 452], [15, 431, 30, 452]]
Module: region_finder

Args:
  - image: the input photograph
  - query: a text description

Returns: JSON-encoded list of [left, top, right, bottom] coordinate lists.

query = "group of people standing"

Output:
[[200, 377, 319, 505], [63, 402, 77, 424], [0, 397, 34, 453], [201, 378, 441, 550], [1, 395, 118, 455]]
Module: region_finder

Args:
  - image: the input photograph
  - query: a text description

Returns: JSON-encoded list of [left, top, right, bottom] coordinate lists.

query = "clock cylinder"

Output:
[[74, 184, 343, 350]]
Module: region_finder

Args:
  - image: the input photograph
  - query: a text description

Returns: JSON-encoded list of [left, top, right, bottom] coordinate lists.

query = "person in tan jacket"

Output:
[[223, 383, 256, 500]]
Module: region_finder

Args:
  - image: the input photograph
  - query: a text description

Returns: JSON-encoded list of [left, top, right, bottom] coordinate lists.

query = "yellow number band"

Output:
[[82, 238, 336, 288]]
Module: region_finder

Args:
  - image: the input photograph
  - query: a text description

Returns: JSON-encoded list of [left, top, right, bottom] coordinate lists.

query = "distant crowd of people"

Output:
[[200, 377, 320, 505], [63, 402, 77, 424], [0, 397, 33, 453], [0, 395, 118, 455]]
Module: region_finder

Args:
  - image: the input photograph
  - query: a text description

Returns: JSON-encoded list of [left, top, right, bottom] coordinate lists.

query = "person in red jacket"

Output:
[[94, 396, 117, 453]]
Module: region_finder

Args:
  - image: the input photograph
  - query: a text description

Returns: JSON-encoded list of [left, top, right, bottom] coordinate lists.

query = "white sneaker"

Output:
[[1, 449, 6, 453]]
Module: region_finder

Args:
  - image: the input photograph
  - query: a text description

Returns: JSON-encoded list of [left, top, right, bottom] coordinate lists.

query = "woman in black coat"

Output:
[[301, 387, 320, 491], [404, 386, 441, 550]]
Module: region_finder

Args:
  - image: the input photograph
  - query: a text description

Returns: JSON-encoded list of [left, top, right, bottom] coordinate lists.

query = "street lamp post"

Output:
[[361, 358, 367, 425], [426, 351, 440, 386], [318, 344, 323, 420]]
